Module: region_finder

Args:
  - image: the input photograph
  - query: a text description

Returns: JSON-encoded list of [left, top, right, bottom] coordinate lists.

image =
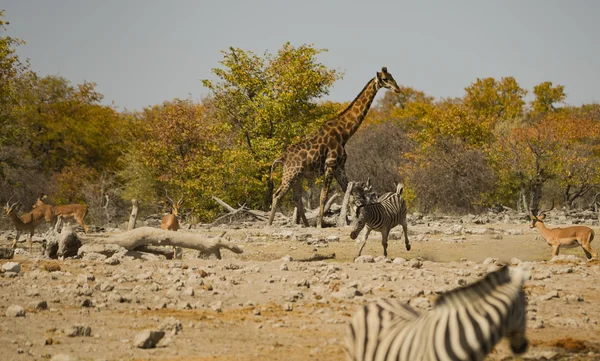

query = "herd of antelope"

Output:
[[2, 193, 89, 253], [1, 189, 597, 261], [2, 189, 186, 256]]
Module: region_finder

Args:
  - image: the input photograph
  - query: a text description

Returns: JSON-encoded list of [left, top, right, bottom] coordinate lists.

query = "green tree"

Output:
[[531, 81, 566, 114], [0, 10, 29, 132], [202, 43, 342, 210], [463, 77, 527, 121]]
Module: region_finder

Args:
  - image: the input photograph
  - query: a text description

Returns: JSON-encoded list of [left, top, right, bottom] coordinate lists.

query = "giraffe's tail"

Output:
[[270, 158, 284, 179]]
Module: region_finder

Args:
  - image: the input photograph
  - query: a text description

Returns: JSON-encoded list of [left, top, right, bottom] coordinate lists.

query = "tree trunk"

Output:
[[104, 227, 243, 259], [337, 182, 355, 227], [127, 199, 139, 231]]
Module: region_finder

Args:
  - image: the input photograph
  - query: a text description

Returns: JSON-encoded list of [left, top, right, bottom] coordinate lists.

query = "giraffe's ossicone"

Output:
[[267, 67, 401, 228]]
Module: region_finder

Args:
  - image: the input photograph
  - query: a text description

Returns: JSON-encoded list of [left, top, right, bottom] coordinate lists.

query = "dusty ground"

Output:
[[1, 211, 600, 361]]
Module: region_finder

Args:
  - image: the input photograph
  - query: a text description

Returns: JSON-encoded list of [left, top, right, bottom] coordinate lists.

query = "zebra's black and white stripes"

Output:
[[345, 266, 530, 361], [350, 183, 410, 257]]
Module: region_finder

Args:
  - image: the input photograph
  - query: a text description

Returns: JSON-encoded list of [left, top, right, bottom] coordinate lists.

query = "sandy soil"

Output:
[[1, 212, 600, 361]]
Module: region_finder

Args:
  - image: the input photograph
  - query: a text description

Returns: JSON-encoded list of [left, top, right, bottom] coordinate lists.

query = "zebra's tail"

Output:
[[395, 182, 404, 196], [510, 265, 531, 287]]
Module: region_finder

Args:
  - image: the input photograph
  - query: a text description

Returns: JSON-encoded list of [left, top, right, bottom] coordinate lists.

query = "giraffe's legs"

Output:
[[268, 180, 291, 226], [333, 164, 349, 192], [292, 181, 309, 227], [317, 167, 335, 229]]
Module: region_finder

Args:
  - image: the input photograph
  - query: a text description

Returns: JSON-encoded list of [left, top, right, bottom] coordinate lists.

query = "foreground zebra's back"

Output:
[[346, 299, 420, 361], [345, 266, 530, 361]]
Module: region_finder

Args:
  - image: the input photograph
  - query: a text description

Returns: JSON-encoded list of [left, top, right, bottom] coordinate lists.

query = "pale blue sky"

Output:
[[3, 1, 599, 111]]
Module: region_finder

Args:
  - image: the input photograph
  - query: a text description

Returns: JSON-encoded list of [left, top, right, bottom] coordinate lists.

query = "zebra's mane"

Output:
[[434, 266, 521, 308]]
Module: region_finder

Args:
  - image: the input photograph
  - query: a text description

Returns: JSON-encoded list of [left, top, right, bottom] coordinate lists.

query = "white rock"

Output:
[[6, 305, 25, 317], [393, 257, 407, 265], [133, 330, 165, 349], [354, 255, 374, 263], [2, 262, 21, 273]]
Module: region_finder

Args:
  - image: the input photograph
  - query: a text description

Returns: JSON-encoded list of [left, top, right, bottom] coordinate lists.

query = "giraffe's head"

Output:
[[376, 67, 401, 93]]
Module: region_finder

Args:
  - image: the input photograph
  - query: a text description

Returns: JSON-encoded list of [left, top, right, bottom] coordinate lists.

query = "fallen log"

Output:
[[104, 227, 243, 259], [211, 196, 268, 225]]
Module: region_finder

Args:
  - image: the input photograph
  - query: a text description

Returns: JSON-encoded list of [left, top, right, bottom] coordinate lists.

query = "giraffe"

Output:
[[267, 67, 401, 228]]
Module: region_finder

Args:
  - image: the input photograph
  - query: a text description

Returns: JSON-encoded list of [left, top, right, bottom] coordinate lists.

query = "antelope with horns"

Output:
[[529, 202, 597, 260], [161, 190, 184, 259], [3, 198, 44, 252]]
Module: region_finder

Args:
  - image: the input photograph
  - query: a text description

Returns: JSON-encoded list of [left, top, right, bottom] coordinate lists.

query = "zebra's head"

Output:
[[350, 205, 367, 239]]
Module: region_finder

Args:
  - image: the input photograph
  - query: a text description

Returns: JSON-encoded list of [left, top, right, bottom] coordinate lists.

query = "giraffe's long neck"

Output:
[[336, 77, 380, 143]]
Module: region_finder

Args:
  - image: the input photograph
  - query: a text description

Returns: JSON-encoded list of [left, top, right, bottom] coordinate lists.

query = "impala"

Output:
[[529, 203, 597, 260], [161, 190, 184, 259], [31, 193, 56, 223], [3, 199, 43, 252], [33, 193, 89, 233]]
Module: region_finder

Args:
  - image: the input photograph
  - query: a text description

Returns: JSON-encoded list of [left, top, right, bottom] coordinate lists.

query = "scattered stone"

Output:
[[283, 303, 293, 311], [210, 301, 223, 312], [482, 258, 499, 265], [504, 228, 523, 235], [2, 261, 21, 273], [565, 294, 584, 303], [279, 263, 289, 271], [104, 256, 120, 265], [539, 290, 559, 301], [50, 354, 79, 361], [281, 255, 293, 262], [408, 259, 423, 269], [133, 330, 165, 349], [374, 256, 390, 263], [393, 257, 407, 265], [510, 257, 521, 265], [354, 255, 374, 263], [0, 247, 15, 259], [160, 317, 183, 335], [6, 305, 26, 317], [31, 300, 48, 310], [65, 324, 92, 337], [532, 271, 551, 280]]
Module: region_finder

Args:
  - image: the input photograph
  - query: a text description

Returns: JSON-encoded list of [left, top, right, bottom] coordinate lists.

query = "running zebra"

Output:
[[345, 266, 530, 361], [350, 183, 410, 258]]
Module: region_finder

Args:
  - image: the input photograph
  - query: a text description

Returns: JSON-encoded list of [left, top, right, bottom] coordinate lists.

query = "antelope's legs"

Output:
[[552, 245, 560, 257], [581, 244, 598, 260]]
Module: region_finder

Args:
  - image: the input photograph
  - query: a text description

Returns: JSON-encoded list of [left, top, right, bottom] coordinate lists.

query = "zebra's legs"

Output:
[[356, 228, 372, 258], [401, 222, 411, 251], [381, 229, 389, 258]]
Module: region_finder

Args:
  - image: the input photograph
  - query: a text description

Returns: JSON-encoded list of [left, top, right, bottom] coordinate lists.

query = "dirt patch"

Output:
[[1, 213, 599, 361], [531, 338, 591, 352]]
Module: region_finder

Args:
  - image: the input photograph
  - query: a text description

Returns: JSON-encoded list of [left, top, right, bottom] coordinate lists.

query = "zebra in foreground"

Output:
[[345, 265, 530, 361], [350, 183, 410, 258]]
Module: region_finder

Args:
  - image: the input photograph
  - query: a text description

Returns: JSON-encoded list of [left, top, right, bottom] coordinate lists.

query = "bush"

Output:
[[408, 139, 496, 214], [345, 122, 414, 194]]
